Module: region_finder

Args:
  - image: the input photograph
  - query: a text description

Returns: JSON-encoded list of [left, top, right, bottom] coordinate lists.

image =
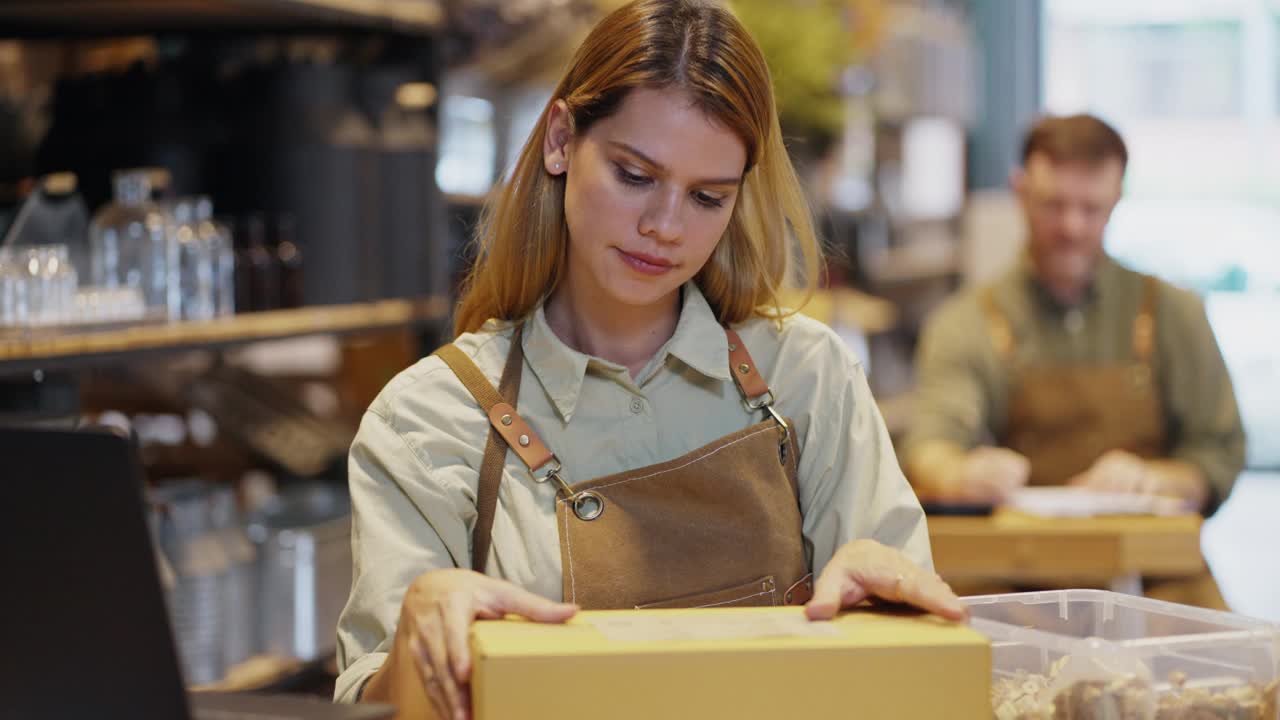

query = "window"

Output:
[[1043, 0, 1280, 469], [435, 95, 496, 197], [1047, 20, 1242, 119]]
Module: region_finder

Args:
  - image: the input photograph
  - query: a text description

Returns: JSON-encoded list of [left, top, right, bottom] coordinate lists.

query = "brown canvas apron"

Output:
[[434, 326, 813, 610], [980, 275, 1167, 487], [977, 278, 1227, 608]]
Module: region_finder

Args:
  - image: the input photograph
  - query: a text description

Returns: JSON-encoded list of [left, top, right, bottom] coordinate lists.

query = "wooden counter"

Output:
[[928, 509, 1207, 593]]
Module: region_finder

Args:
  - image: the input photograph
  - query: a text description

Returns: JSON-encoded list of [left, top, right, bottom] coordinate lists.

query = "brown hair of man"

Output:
[[1021, 114, 1128, 170]]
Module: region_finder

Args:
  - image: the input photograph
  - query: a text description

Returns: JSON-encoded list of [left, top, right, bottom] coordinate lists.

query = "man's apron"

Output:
[[978, 277, 1226, 608], [980, 275, 1166, 486]]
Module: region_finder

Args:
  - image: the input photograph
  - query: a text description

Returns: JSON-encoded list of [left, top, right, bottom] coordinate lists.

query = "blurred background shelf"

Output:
[[0, 297, 448, 373], [0, 0, 444, 38]]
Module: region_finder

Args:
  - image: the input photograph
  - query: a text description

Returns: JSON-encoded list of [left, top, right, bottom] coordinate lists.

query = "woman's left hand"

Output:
[[805, 539, 967, 622]]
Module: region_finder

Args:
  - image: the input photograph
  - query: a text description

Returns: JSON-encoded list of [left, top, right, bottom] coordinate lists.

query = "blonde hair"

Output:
[[453, 0, 821, 336]]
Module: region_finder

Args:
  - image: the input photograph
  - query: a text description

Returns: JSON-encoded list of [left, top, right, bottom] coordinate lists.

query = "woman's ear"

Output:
[[543, 100, 573, 176], [1008, 166, 1026, 196]]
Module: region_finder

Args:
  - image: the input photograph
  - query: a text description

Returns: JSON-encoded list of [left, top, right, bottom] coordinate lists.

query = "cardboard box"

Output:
[[470, 606, 990, 719]]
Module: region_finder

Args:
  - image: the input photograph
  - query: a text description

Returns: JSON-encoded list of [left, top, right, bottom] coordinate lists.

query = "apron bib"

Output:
[[435, 326, 813, 609], [980, 276, 1167, 486]]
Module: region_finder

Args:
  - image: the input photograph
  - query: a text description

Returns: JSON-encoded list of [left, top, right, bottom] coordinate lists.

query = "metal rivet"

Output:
[[518, 434, 530, 447], [500, 414, 513, 426], [728, 343, 737, 351], [738, 363, 751, 375]]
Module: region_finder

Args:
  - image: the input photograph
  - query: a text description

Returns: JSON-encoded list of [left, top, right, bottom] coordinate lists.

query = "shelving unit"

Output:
[[0, 297, 449, 374], [0, 0, 443, 37]]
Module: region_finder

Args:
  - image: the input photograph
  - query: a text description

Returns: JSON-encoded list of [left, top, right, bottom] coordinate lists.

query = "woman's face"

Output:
[[545, 86, 747, 310]]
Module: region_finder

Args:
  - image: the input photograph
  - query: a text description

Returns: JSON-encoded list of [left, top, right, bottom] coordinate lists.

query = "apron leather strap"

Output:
[[981, 276, 1159, 365], [725, 328, 771, 401], [435, 322, 784, 569], [433, 327, 526, 573], [978, 287, 1016, 362], [1132, 275, 1158, 363]]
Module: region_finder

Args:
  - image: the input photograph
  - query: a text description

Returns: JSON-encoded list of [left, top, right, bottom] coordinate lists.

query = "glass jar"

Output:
[[21, 244, 77, 325], [90, 169, 179, 320], [0, 247, 29, 327]]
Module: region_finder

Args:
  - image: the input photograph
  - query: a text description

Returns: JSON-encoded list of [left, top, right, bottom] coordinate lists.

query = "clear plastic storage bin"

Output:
[[965, 589, 1279, 720]]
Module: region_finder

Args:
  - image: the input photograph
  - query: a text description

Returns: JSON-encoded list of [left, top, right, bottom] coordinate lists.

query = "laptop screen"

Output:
[[1, 426, 192, 720]]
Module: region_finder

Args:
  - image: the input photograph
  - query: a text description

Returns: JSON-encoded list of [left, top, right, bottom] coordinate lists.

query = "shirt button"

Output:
[[1064, 309, 1085, 334], [630, 397, 644, 414]]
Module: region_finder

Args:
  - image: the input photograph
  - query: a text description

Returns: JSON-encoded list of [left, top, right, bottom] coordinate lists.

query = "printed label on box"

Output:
[[585, 612, 843, 643]]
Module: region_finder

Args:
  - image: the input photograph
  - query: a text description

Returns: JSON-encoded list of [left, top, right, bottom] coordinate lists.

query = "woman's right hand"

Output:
[[393, 569, 578, 720]]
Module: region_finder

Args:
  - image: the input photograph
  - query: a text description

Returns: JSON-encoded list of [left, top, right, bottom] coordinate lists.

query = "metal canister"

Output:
[[149, 479, 229, 686], [248, 482, 352, 661], [209, 484, 257, 668]]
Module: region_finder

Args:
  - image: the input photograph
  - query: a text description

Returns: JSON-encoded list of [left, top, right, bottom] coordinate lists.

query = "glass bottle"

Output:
[[90, 169, 179, 320], [244, 214, 279, 312], [274, 214, 304, 309], [193, 197, 235, 318], [169, 198, 215, 321]]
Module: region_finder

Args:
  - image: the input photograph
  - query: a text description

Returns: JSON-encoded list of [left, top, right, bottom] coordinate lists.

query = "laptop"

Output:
[[0, 425, 392, 720]]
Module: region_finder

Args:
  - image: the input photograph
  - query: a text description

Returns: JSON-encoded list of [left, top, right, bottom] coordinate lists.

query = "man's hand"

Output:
[[1069, 450, 1209, 509], [949, 446, 1031, 503]]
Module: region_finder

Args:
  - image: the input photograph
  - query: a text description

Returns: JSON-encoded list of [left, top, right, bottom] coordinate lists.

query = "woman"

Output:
[[337, 1, 963, 717]]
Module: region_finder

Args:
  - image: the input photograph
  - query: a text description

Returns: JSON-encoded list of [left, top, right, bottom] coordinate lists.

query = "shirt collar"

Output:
[[520, 283, 731, 423], [1016, 250, 1116, 312], [662, 283, 733, 384], [522, 305, 591, 423]]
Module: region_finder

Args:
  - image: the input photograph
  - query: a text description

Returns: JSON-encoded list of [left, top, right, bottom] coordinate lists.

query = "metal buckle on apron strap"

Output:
[[532, 457, 605, 521], [727, 328, 789, 464], [743, 391, 790, 465]]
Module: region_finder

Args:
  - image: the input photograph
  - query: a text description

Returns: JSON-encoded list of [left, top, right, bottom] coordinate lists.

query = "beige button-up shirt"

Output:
[[335, 284, 932, 701]]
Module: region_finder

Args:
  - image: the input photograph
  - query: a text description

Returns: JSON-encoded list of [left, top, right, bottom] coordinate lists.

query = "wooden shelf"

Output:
[[0, 297, 449, 374], [0, 0, 443, 37]]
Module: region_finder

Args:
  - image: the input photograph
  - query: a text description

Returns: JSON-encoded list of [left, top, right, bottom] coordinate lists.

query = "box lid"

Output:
[[471, 606, 987, 659]]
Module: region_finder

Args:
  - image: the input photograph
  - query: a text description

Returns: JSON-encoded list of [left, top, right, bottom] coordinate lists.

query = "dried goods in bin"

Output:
[[1155, 674, 1278, 720], [970, 591, 1280, 720], [992, 653, 1154, 720], [992, 660, 1279, 720]]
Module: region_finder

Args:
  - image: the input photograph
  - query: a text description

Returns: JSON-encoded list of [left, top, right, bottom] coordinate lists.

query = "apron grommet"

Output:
[[572, 491, 605, 521], [738, 363, 751, 375], [500, 414, 513, 426]]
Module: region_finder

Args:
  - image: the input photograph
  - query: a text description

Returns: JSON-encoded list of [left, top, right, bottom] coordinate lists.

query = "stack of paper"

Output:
[[1006, 486, 1189, 517]]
